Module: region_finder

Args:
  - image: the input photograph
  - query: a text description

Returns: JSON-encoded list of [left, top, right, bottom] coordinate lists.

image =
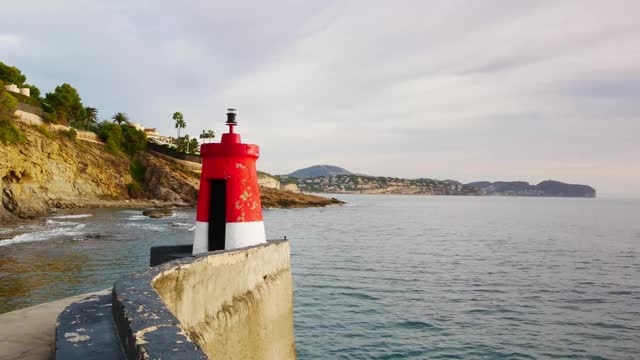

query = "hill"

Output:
[[466, 180, 596, 197], [289, 165, 352, 178], [297, 174, 479, 195]]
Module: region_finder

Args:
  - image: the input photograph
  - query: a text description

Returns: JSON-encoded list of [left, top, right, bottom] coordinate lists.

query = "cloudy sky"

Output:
[[1, 0, 639, 196]]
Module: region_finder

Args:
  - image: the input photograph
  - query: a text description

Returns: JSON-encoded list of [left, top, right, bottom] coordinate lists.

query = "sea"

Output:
[[1, 195, 639, 359]]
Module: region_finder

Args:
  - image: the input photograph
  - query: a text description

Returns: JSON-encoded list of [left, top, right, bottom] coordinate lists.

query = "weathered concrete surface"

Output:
[[152, 241, 296, 360], [55, 292, 123, 359], [0, 290, 108, 360]]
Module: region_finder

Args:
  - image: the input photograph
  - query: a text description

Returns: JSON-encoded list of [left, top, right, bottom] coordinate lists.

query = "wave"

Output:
[[127, 215, 148, 221], [126, 223, 164, 231], [171, 222, 194, 228], [46, 219, 79, 226], [0, 223, 86, 247], [51, 214, 93, 219]]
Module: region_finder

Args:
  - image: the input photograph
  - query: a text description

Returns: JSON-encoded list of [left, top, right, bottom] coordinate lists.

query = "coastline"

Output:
[[0, 191, 344, 230]]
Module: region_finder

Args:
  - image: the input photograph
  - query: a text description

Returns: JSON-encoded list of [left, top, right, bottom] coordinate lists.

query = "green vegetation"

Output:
[[0, 81, 18, 118], [128, 156, 148, 197], [1, 61, 102, 132], [44, 83, 86, 125], [169, 162, 200, 179], [126, 182, 144, 198], [97, 121, 149, 196], [0, 82, 26, 145], [112, 112, 129, 125], [0, 62, 26, 86], [0, 119, 26, 145], [98, 122, 146, 156], [27, 85, 41, 99], [173, 111, 186, 141], [280, 176, 298, 185], [62, 128, 77, 142], [98, 122, 124, 155], [130, 157, 147, 184], [35, 124, 55, 139], [121, 123, 147, 155], [199, 129, 215, 143], [175, 134, 199, 155], [7, 91, 41, 107], [189, 137, 199, 154]]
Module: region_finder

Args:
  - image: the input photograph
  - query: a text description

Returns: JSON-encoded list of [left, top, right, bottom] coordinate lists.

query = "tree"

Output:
[[176, 134, 189, 153], [84, 107, 98, 129], [199, 129, 215, 143], [121, 124, 147, 156], [44, 83, 85, 125], [0, 62, 26, 86], [0, 80, 18, 120], [188, 137, 199, 154], [27, 85, 41, 99], [112, 112, 129, 125], [173, 112, 185, 140]]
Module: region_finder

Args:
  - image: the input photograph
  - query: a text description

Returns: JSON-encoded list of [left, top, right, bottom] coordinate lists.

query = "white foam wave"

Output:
[[127, 215, 147, 221], [46, 219, 78, 226], [126, 223, 164, 231], [171, 222, 193, 227], [0, 224, 86, 247], [51, 214, 93, 219]]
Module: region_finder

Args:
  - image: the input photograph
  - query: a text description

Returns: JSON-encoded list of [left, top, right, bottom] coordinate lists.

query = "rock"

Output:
[[2, 188, 19, 213], [142, 208, 174, 218]]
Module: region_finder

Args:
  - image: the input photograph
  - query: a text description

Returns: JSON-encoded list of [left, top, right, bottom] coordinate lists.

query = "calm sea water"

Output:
[[1, 195, 639, 359]]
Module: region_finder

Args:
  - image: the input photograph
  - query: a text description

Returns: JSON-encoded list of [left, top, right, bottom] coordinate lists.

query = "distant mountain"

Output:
[[466, 180, 596, 198], [289, 165, 352, 179]]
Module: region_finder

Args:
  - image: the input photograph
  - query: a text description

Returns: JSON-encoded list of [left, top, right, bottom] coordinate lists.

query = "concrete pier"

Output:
[[0, 290, 109, 360]]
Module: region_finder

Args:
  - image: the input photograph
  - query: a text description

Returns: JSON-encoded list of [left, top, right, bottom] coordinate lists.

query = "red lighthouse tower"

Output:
[[193, 109, 266, 254]]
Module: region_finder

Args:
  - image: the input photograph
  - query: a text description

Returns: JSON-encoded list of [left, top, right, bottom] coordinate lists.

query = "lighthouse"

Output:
[[192, 109, 266, 254]]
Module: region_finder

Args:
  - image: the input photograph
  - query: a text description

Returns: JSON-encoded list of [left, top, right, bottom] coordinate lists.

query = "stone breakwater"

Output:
[[152, 240, 296, 359], [52, 240, 296, 359]]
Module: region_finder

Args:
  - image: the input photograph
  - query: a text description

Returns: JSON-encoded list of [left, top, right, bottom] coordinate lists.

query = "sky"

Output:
[[1, 0, 639, 196]]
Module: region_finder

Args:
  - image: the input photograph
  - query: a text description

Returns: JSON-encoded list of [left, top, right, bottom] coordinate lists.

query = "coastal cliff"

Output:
[[0, 122, 341, 221], [0, 122, 132, 219], [466, 180, 597, 197]]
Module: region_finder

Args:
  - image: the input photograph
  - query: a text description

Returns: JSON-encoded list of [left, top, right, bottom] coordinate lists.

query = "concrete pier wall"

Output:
[[152, 241, 296, 359]]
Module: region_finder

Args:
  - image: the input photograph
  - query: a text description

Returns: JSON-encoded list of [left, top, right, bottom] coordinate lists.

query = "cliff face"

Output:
[[258, 172, 301, 193], [136, 151, 200, 205], [0, 123, 132, 219]]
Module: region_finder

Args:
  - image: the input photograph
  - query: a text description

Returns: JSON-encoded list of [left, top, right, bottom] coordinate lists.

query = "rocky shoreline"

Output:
[[0, 191, 343, 228]]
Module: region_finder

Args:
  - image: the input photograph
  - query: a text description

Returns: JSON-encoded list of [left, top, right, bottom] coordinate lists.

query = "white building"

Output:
[[4, 84, 30, 97]]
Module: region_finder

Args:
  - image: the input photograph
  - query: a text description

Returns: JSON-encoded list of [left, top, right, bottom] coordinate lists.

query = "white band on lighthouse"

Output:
[[225, 221, 266, 249], [193, 220, 266, 254], [193, 221, 209, 254]]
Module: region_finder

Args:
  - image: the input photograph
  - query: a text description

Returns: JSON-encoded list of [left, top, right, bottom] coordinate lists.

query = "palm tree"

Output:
[[112, 112, 129, 125], [173, 112, 186, 140], [199, 129, 215, 143], [84, 107, 98, 129]]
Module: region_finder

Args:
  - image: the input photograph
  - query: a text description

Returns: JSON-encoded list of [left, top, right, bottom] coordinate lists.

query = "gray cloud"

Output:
[[1, 0, 639, 196]]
